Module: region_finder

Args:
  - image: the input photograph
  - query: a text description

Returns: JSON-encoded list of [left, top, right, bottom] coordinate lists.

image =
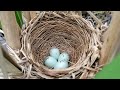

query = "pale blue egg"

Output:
[[58, 52, 69, 62], [44, 56, 57, 68], [50, 47, 60, 59], [54, 61, 68, 69]]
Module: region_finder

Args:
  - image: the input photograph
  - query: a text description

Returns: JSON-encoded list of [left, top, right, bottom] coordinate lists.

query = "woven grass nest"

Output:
[[15, 11, 106, 79]]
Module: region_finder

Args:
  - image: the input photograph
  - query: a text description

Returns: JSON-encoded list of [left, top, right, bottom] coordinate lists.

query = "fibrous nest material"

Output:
[[11, 11, 108, 79]]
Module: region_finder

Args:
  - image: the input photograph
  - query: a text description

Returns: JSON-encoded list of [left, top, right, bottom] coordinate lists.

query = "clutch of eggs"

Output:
[[44, 47, 70, 69]]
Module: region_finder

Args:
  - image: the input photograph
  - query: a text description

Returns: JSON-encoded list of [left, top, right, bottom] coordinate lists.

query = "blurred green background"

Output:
[[95, 53, 120, 79]]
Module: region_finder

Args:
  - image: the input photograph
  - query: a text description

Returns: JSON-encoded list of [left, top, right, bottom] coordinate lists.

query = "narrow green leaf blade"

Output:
[[0, 21, 2, 29], [15, 11, 23, 28]]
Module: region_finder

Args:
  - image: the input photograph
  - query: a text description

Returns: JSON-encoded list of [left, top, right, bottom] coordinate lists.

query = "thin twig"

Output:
[[87, 11, 103, 26], [83, 66, 99, 72]]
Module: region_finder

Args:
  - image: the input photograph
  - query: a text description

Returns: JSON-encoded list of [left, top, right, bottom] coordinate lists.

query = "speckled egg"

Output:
[[44, 56, 57, 68], [58, 52, 69, 62], [50, 47, 60, 59], [54, 61, 68, 69]]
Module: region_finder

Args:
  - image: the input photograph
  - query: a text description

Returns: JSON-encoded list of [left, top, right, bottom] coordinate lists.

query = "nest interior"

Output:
[[19, 11, 103, 79]]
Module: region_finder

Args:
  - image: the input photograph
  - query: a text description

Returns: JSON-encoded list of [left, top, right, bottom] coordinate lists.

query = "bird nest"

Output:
[[12, 11, 107, 79]]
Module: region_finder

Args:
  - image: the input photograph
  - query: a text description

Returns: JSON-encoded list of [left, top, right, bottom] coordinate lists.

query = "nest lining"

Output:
[[9, 11, 108, 79]]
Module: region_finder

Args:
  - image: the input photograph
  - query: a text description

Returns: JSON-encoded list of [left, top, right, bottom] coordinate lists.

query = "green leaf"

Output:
[[15, 11, 23, 29], [0, 21, 2, 29], [94, 53, 120, 79]]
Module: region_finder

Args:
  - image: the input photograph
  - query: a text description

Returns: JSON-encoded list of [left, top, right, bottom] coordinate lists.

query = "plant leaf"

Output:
[[15, 11, 23, 29], [0, 21, 2, 29], [94, 53, 120, 79]]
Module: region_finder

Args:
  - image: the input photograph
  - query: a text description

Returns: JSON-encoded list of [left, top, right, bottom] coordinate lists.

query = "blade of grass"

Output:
[[95, 53, 120, 79], [0, 21, 2, 29], [15, 11, 23, 29]]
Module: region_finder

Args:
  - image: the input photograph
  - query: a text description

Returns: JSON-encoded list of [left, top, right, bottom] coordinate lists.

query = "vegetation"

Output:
[[95, 53, 120, 79], [15, 11, 23, 29]]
